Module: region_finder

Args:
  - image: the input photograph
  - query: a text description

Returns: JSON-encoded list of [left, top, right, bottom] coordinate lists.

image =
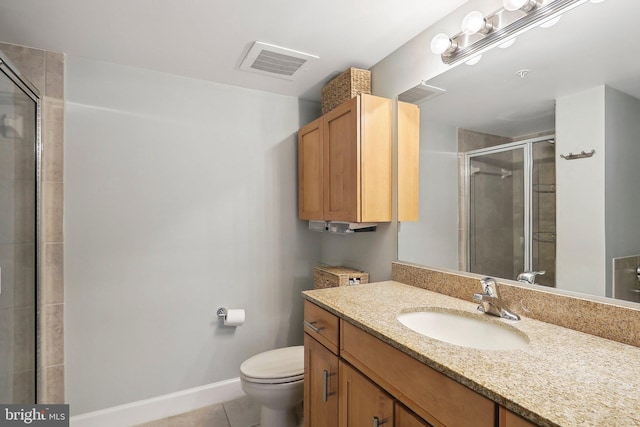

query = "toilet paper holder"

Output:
[[216, 308, 228, 318]]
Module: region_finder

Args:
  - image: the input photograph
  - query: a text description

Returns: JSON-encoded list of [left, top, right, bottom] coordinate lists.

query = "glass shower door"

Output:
[[0, 62, 38, 403], [468, 146, 526, 280]]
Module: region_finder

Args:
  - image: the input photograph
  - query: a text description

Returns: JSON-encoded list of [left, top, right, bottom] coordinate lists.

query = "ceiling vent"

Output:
[[398, 82, 446, 104], [240, 41, 319, 80]]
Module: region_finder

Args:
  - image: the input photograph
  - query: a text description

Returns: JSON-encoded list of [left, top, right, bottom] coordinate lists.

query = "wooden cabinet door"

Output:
[[499, 407, 537, 427], [298, 117, 324, 220], [396, 403, 432, 427], [323, 97, 359, 222], [304, 333, 339, 427], [397, 101, 420, 222], [339, 361, 393, 427]]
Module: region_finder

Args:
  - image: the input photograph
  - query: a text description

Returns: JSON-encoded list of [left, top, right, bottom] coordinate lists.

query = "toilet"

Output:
[[240, 346, 304, 427]]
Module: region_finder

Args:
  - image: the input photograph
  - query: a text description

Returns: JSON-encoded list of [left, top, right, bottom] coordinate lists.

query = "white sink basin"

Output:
[[396, 309, 529, 351]]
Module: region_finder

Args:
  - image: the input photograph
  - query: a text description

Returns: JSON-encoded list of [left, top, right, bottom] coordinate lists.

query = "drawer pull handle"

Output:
[[304, 320, 325, 334], [372, 416, 388, 427], [322, 369, 336, 402]]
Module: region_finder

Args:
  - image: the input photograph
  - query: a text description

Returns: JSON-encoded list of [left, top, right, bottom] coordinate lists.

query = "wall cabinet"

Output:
[[397, 101, 420, 222], [304, 301, 502, 427], [298, 94, 392, 223]]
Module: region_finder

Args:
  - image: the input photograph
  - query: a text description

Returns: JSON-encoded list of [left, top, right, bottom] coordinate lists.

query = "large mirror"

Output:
[[398, 0, 640, 305]]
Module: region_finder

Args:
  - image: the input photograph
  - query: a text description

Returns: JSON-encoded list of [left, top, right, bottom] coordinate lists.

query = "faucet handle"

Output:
[[480, 277, 498, 296], [517, 271, 545, 284]]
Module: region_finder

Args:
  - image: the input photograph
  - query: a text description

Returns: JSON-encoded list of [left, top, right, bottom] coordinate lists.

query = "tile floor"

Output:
[[135, 395, 303, 427]]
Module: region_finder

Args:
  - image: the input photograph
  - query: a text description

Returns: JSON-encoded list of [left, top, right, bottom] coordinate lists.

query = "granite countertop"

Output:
[[302, 281, 640, 427]]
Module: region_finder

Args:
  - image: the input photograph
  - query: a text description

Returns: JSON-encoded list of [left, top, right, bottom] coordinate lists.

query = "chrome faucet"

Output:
[[473, 277, 520, 321], [516, 270, 545, 285]]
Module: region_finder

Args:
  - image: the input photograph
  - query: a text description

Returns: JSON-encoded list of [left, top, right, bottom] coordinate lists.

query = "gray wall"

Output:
[[604, 87, 640, 295], [64, 56, 321, 414], [397, 120, 458, 270], [556, 86, 606, 296]]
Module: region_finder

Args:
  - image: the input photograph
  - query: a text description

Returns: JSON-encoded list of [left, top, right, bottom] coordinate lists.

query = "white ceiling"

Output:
[[417, 0, 640, 137], [0, 0, 467, 100]]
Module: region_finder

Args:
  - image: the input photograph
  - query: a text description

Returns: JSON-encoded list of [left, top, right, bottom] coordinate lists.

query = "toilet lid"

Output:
[[240, 346, 304, 384]]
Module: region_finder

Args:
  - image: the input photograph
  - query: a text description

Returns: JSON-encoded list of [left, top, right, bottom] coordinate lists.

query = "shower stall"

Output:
[[0, 54, 40, 403], [465, 136, 556, 287]]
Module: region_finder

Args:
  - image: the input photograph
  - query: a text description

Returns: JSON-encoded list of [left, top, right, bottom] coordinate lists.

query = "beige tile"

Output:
[[13, 243, 36, 309], [42, 182, 63, 243], [41, 243, 64, 305], [14, 180, 36, 244], [0, 43, 46, 93], [39, 304, 64, 367], [38, 364, 64, 404], [223, 395, 260, 427], [135, 404, 231, 427], [135, 418, 170, 427], [168, 404, 230, 427], [0, 308, 11, 366], [42, 99, 64, 183], [13, 306, 35, 373], [13, 369, 35, 403], [45, 51, 64, 100]]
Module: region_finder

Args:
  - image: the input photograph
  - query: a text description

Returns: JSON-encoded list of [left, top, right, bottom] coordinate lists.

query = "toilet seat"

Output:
[[240, 346, 304, 384]]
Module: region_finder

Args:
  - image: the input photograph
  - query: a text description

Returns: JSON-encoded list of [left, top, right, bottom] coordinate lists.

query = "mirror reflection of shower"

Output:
[[462, 133, 556, 287], [0, 56, 39, 403]]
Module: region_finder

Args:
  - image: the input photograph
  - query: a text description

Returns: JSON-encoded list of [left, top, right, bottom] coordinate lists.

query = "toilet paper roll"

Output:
[[224, 309, 245, 326]]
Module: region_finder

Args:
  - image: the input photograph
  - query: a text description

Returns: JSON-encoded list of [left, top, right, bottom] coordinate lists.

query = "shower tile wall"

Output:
[[532, 142, 556, 287], [457, 129, 511, 271], [0, 42, 65, 403], [457, 128, 556, 286]]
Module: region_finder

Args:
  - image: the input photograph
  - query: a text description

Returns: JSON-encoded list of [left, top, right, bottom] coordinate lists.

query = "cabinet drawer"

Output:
[[341, 321, 495, 427], [304, 300, 340, 354]]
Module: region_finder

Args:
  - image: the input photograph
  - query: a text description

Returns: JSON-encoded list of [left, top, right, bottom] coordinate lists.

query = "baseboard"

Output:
[[70, 377, 244, 427]]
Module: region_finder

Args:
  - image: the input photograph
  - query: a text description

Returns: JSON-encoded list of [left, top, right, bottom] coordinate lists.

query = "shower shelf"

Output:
[[533, 184, 555, 193]]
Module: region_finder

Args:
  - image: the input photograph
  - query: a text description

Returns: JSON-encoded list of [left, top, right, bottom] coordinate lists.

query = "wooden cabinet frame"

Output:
[[298, 94, 392, 223]]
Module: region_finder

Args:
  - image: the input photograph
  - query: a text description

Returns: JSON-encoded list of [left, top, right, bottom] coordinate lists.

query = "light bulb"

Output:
[[465, 55, 483, 66], [430, 33, 457, 55], [498, 38, 517, 49], [462, 11, 492, 35], [503, 0, 538, 12]]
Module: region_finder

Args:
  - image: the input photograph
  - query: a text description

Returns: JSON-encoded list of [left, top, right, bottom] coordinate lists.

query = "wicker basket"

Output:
[[321, 67, 371, 114], [313, 265, 369, 289]]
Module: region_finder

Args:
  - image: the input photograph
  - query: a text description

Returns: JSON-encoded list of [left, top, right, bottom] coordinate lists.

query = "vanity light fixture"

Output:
[[465, 55, 483, 65], [430, 0, 592, 65], [430, 33, 458, 56], [498, 38, 517, 49], [462, 11, 494, 35], [503, 0, 539, 12], [539, 15, 562, 27]]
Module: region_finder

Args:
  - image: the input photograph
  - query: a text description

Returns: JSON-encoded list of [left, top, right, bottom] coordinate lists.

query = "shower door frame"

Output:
[[464, 135, 552, 277], [0, 52, 42, 402]]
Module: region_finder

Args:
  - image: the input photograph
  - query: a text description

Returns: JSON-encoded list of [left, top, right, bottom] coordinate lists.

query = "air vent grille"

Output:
[[240, 41, 318, 80], [398, 82, 446, 104], [251, 50, 307, 76]]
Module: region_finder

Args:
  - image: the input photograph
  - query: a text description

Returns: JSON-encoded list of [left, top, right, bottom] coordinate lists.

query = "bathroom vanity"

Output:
[[302, 281, 640, 427]]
